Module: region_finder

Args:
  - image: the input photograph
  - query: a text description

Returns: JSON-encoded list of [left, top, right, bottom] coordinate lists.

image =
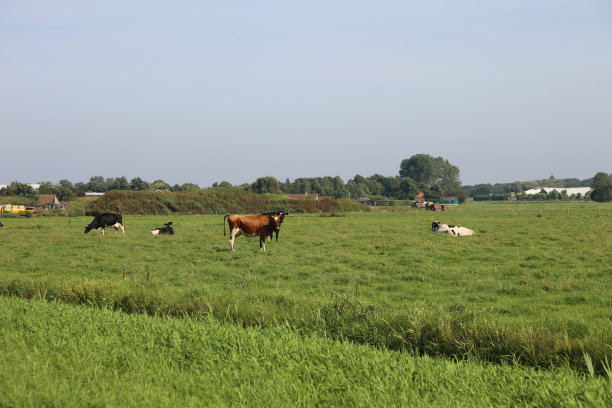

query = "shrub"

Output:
[[85, 190, 369, 215], [68, 208, 86, 217]]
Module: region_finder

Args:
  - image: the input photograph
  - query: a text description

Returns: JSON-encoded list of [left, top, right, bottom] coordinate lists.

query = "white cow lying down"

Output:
[[431, 221, 475, 236]]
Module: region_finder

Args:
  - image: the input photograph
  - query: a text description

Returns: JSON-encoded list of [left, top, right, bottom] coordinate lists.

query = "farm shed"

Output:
[[356, 197, 373, 206], [1, 204, 26, 213], [414, 192, 426, 202], [440, 197, 458, 205], [39, 194, 60, 209]]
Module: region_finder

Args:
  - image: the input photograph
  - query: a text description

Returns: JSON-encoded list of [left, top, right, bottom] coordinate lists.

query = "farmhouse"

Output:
[[39, 194, 60, 209]]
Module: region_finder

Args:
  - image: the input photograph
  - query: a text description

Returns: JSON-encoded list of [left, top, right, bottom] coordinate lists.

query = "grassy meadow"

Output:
[[0, 202, 611, 404], [1, 296, 610, 407]]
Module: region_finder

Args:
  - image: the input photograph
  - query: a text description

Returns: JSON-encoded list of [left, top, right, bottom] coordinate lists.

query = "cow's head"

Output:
[[264, 214, 281, 240], [431, 221, 440, 231], [275, 211, 288, 240], [84, 223, 93, 234], [262, 211, 288, 240], [164, 222, 173, 227]]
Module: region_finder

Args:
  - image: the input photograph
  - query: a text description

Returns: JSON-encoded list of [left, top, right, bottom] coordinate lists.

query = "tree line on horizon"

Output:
[[1, 154, 611, 202]]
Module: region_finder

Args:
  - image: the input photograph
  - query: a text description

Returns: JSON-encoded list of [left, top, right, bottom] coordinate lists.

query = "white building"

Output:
[[0, 183, 41, 190], [523, 187, 592, 196]]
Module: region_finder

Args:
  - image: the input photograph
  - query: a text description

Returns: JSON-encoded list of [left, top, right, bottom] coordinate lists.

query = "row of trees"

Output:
[[2, 154, 611, 202], [1, 154, 463, 203], [219, 174, 455, 203], [230, 154, 462, 201]]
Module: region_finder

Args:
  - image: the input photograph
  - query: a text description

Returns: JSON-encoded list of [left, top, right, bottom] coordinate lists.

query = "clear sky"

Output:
[[1, 1, 611, 187]]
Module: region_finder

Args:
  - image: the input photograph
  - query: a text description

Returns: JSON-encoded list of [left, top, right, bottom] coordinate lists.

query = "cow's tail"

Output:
[[118, 214, 123, 226], [223, 215, 229, 236]]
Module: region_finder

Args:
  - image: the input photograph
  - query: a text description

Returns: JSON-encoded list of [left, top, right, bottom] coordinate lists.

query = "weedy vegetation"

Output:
[[1, 296, 610, 407]]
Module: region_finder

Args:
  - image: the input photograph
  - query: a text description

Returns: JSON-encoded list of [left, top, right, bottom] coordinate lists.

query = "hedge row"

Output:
[[84, 190, 367, 215]]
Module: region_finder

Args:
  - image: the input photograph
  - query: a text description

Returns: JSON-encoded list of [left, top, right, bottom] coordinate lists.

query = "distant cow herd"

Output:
[[80, 210, 291, 251], [1, 211, 476, 250]]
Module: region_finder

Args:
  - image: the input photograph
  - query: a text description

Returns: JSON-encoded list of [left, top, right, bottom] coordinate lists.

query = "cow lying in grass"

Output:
[[150, 222, 174, 235], [431, 221, 475, 236]]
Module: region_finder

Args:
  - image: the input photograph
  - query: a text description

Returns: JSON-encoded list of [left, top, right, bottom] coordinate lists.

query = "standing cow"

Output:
[[224, 213, 284, 251], [261, 211, 288, 241], [84, 213, 124, 235]]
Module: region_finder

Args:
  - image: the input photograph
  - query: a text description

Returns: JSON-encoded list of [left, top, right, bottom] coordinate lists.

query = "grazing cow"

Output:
[[431, 221, 475, 236], [224, 213, 284, 251], [261, 211, 288, 241], [84, 213, 124, 235], [150, 221, 174, 235]]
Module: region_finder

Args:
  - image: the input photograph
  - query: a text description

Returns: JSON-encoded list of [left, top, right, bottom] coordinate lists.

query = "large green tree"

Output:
[[251, 177, 281, 194], [399, 154, 437, 186], [590, 172, 612, 202], [0, 182, 38, 199], [129, 177, 151, 191], [399, 154, 461, 191]]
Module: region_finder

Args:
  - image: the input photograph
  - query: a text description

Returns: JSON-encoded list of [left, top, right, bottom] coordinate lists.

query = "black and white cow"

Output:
[[150, 221, 174, 235], [84, 213, 124, 235], [431, 221, 475, 236]]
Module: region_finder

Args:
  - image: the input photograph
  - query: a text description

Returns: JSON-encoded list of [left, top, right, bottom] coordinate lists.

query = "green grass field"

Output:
[[1, 296, 609, 407], [0, 202, 611, 404]]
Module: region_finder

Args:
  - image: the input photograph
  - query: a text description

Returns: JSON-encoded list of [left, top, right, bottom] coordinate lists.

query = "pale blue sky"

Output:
[[1, 1, 611, 187]]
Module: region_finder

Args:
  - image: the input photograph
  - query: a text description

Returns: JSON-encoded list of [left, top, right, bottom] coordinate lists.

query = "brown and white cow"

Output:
[[261, 211, 287, 241], [224, 213, 284, 251]]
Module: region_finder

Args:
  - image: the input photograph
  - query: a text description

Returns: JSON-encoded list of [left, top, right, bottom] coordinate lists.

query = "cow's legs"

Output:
[[98, 227, 105, 235], [259, 236, 266, 251], [113, 223, 125, 234], [229, 228, 240, 251]]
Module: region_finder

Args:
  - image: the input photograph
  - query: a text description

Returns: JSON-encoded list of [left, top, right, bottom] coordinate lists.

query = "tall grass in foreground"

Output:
[[0, 204, 610, 373], [1, 297, 610, 408]]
